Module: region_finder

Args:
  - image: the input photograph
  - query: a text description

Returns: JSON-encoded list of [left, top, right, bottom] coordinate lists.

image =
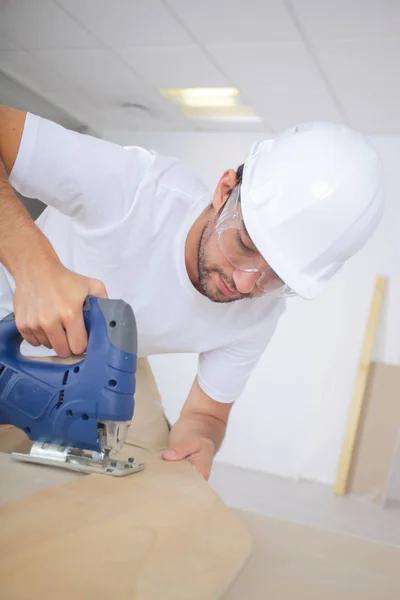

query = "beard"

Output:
[[196, 220, 248, 304]]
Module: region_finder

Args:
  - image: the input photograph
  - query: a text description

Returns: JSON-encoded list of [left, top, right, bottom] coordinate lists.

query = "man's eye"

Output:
[[239, 237, 255, 254]]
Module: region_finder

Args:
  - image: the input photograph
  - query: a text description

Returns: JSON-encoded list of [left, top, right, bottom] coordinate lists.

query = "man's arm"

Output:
[[0, 106, 50, 276], [0, 105, 106, 356], [162, 377, 233, 480]]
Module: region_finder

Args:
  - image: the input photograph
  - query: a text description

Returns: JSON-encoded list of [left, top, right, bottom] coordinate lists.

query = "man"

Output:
[[0, 106, 384, 479]]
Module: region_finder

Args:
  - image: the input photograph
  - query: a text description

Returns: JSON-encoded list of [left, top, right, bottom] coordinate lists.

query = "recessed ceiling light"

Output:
[[121, 102, 152, 116]]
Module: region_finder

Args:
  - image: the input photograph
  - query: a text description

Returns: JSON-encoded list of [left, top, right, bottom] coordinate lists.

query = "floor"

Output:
[[223, 510, 400, 600], [209, 461, 400, 547], [210, 463, 400, 599]]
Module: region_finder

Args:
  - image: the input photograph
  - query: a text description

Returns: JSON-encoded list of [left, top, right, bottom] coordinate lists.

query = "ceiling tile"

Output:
[[57, 0, 193, 47], [289, 0, 400, 40], [206, 41, 343, 129], [0, 32, 20, 50], [314, 38, 400, 134], [166, 0, 301, 44], [34, 47, 205, 129], [207, 42, 342, 131], [0, 71, 86, 131], [115, 45, 229, 89], [206, 41, 308, 87], [34, 48, 147, 104], [192, 119, 272, 133], [0, 50, 72, 93], [44, 87, 105, 128], [0, 0, 99, 49], [243, 85, 343, 132], [92, 106, 185, 132]]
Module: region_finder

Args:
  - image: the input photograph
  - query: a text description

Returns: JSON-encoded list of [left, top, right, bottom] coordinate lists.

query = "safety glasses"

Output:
[[216, 186, 295, 296]]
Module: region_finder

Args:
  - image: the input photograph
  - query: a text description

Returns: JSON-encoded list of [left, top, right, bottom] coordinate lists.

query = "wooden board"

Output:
[[0, 449, 253, 600], [334, 275, 386, 495], [1, 455, 400, 600], [347, 362, 400, 505]]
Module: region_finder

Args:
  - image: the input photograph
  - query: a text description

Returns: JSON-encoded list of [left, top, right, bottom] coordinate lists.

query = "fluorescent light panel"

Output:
[[160, 87, 262, 122], [182, 106, 262, 123], [160, 87, 239, 108]]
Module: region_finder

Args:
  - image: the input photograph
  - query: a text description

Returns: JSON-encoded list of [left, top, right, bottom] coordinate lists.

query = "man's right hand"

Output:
[[0, 107, 107, 357], [13, 261, 107, 358]]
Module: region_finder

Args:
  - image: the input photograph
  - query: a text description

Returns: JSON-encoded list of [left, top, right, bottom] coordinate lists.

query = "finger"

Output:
[[45, 324, 72, 358], [64, 310, 88, 355], [16, 320, 44, 348], [162, 439, 200, 461], [88, 278, 108, 299], [31, 330, 53, 349], [19, 330, 42, 348], [162, 449, 181, 460]]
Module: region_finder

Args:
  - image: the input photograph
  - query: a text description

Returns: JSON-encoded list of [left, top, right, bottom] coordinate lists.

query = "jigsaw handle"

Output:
[[0, 296, 137, 357], [0, 297, 137, 452]]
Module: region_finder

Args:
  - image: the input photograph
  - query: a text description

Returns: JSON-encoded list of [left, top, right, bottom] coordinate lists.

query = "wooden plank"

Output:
[[334, 275, 387, 496], [0, 449, 253, 600]]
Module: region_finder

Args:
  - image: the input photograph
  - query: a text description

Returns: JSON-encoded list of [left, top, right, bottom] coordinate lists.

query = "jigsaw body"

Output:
[[0, 297, 144, 476]]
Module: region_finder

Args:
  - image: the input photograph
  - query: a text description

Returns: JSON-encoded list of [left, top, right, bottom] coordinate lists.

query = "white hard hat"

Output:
[[240, 122, 384, 299]]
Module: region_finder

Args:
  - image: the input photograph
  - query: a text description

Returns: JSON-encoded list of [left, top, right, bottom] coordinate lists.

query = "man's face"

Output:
[[196, 213, 264, 303]]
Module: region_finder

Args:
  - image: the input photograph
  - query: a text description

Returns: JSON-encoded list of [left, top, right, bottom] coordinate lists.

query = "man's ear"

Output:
[[213, 169, 237, 212]]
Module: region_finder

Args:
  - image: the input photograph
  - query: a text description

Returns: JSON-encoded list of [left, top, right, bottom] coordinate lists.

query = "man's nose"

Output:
[[232, 270, 259, 294]]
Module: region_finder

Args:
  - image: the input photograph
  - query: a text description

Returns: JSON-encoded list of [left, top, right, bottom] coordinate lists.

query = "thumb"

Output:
[[162, 439, 199, 461], [88, 278, 108, 299]]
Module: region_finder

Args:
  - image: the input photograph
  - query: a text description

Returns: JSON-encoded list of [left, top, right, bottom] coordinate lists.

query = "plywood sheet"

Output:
[[347, 362, 400, 505], [0, 450, 253, 600], [1, 454, 399, 600], [0, 450, 83, 505]]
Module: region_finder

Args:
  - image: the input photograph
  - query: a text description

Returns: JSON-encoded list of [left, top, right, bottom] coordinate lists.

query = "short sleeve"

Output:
[[9, 113, 153, 230], [197, 301, 285, 404]]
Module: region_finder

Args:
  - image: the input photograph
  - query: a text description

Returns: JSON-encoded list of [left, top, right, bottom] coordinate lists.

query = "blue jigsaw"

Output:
[[0, 296, 144, 476]]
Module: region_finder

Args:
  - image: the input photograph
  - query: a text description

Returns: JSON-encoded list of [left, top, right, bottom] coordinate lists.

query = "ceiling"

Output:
[[0, 0, 399, 136]]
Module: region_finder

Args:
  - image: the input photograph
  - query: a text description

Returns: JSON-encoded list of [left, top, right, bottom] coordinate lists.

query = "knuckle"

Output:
[[92, 279, 107, 296], [26, 320, 40, 333], [15, 319, 28, 333], [37, 307, 57, 331], [39, 317, 57, 332], [61, 307, 75, 324]]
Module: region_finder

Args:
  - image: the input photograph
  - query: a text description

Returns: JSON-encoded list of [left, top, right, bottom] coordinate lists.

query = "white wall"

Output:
[[106, 128, 400, 485]]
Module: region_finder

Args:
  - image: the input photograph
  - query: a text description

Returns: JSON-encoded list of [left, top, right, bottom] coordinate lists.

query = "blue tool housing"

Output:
[[0, 297, 137, 452]]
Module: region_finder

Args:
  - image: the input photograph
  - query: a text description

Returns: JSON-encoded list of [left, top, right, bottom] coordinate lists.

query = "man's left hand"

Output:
[[162, 426, 216, 480], [161, 379, 232, 480]]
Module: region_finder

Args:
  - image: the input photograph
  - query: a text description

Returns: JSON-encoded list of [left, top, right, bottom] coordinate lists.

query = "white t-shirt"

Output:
[[0, 113, 285, 403]]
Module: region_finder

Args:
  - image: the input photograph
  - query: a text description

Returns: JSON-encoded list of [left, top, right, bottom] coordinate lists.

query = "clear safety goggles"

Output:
[[216, 186, 295, 296]]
